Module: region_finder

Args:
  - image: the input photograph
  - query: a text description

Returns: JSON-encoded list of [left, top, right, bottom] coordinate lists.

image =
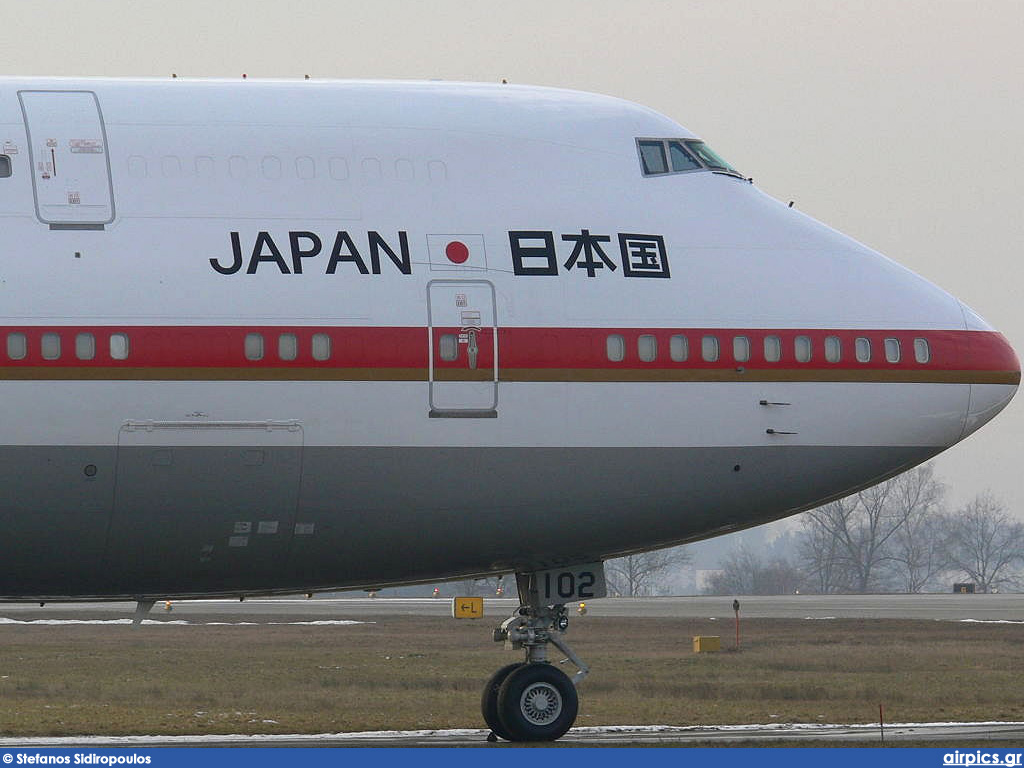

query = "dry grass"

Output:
[[0, 612, 1020, 736]]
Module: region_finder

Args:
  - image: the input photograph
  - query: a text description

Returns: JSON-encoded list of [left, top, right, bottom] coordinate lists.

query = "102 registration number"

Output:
[[533, 562, 607, 602]]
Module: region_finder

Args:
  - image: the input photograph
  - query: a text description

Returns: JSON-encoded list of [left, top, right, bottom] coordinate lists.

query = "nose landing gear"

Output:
[[482, 572, 589, 742]]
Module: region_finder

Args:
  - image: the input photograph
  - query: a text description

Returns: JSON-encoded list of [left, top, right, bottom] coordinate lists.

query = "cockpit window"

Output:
[[669, 141, 701, 172], [637, 138, 741, 178], [684, 140, 737, 174], [638, 140, 668, 175]]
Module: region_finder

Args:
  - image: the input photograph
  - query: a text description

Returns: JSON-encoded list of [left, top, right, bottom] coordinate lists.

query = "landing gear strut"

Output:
[[482, 572, 589, 742]]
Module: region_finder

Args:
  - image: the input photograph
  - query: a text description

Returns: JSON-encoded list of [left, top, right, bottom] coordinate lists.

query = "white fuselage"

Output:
[[0, 78, 1016, 599]]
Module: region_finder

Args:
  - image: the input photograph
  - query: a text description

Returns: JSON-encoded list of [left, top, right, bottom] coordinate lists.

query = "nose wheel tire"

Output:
[[495, 662, 578, 742], [481, 662, 525, 741]]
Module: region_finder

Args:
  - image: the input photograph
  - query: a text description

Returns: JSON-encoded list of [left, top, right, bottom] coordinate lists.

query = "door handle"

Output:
[[467, 329, 479, 370]]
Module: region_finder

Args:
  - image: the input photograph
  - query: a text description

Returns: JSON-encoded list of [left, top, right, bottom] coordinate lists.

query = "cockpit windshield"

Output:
[[637, 138, 742, 178], [683, 141, 737, 174]]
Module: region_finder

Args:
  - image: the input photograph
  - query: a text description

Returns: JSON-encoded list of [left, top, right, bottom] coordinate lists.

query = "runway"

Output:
[[2, 594, 1022, 748], [2, 593, 1022, 622], [2, 722, 1023, 748]]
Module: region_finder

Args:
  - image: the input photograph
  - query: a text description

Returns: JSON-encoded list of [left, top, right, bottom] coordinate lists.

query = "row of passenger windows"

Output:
[[126, 154, 448, 184], [0, 154, 449, 184], [606, 334, 931, 365], [6, 332, 130, 361], [3, 331, 334, 363], [244, 333, 332, 361], [1, 330, 933, 367]]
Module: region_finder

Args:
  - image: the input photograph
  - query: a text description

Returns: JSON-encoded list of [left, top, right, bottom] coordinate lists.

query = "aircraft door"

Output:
[[428, 280, 498, 417], [18, 90, 115, 229]]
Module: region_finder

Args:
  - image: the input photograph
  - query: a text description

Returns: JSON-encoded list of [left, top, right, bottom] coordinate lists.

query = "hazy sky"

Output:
[[3, 0, 1021, 515]]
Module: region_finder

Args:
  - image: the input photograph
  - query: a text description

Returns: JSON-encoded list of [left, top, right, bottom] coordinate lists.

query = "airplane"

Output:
[[0, 76, 1017, 741]]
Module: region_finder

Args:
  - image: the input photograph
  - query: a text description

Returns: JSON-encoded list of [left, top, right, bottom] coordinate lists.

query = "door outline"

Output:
[[427, 279, 498, 418], [19, 90, 116, 230]]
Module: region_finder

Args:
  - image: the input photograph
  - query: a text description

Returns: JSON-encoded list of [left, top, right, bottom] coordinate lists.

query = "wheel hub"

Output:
[[521, 682, 562, 725]]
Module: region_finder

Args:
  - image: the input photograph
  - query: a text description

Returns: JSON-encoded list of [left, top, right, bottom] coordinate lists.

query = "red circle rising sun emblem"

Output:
[[445, 241, 470, 264]]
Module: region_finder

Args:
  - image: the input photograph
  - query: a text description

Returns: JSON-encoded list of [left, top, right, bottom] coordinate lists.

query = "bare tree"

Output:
[[798, 469, 934, 593], [605, 546, 690, 596], [798, 495, 854, 593], [941, 493, 1024, 593], [704, 545, 805, 595], [703, 546, 762, 595], [887, 465, 947, 592]]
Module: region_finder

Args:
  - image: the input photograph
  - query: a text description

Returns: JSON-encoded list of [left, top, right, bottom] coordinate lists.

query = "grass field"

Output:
[[0, 612, 1020, 738]]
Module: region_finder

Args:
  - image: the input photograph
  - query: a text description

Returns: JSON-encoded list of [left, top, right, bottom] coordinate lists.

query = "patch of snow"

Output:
[[3, 721, 1024, 747], [959, 619, 1024, 624]]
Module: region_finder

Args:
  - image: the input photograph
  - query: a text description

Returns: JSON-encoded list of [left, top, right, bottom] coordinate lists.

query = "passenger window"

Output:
[[395, 158, 414, 181], [194, 156, 214, 179], [296, 156, 316, 180], [75, 333, 96, 361], [795, 335, 812, 363], [638, 334, 658, 362], [855, 337, 871, 363], [638, 140, 668, 175], [439, 334, 458, 361], [668, 141, 701, 172], [278, 333, 298, 361], [161, 155, 182, 178], [6, 332, 26, 360], [0, 155, 11, 178], [244, 333, 264, 361], [701, 335, 719, 362], [733, 336, 750, 363], [312, 333, 331, 361], [824, 336, 842, 363], [764, 335, 781, 363], [229, 155, 248, 180], [261, 156, 282, 180], [914, 338, 930, 364], [41, 333, 61, 360], [606, 334, 625, 362], [329, 157, 349, 181], [361, 158, 381, 180], [669, 334, 688, 362], [110, 333, 130, 360], [885, 338, 901, 363], [128, 156, 148, 178]]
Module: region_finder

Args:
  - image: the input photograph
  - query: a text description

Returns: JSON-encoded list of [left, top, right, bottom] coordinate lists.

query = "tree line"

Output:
[[704, 465, 1024, 595]]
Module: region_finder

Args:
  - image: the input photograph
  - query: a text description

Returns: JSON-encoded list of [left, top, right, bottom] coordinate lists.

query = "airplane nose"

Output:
[[958, 309, 1020, 441]]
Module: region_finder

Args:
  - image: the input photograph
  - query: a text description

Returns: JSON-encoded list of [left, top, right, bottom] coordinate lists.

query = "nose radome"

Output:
[[959, 302, 1020, 441]]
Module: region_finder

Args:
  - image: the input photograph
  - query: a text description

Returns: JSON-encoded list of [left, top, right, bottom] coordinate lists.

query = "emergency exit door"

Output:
[[427, 280, 498, 417], [19, 90, 115, 229]]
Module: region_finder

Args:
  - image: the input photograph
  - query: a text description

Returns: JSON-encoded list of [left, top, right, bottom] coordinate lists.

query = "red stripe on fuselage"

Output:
[[0, 326, 1016, 381]]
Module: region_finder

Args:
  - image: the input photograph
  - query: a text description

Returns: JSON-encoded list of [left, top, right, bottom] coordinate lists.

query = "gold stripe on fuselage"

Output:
[[0, 366, 1017, 385]]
